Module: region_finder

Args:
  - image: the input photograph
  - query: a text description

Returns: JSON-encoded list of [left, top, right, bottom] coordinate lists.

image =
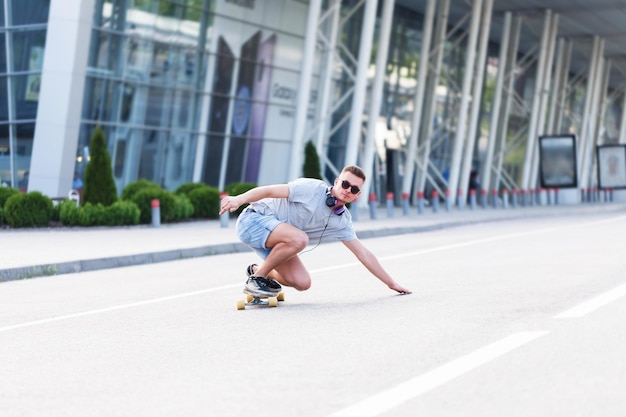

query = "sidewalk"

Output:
[[2, 202, 625, 282]]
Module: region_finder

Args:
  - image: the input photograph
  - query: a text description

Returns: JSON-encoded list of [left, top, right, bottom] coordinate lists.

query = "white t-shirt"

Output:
[[252, 178, 356, 242]]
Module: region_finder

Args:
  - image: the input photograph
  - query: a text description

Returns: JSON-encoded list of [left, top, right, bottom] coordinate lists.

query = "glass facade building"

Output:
[[2, 0, 624, 205], [0, 0, 50, 190]]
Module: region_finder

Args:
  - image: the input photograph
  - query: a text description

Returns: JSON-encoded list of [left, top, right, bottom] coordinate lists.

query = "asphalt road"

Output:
[[1, 212, 625, 417]]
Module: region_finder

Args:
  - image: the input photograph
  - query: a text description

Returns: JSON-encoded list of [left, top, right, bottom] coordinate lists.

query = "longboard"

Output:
[[236, 291, 285, 310]]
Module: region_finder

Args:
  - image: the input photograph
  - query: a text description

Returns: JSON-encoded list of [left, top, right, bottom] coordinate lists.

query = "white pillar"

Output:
[[555, 40, 573, 133], [29, 0, 96, 197], [447, 0, 483, 203], [288, 0, 322, 180], [399, 0, 436, 198], [493, 15, 522, 191], [547, 37, 564, 134], [344, 0, 379, 167], [315, 0, 341, 156], [619, 89, 626, 144], [481, 11, 511, 193], [520, 10, 551, 194], [580, 38, 605, 188], [417, 0, 450, 193], [362, 0, 395, 202], [530, 13, 559, 188], [459, 0, 493, 206]]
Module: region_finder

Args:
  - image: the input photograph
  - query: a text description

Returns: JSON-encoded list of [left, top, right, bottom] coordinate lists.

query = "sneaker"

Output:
[[244, 275, 282, 297], [245, 264, 282, 291], [245, 264, 258, 277]]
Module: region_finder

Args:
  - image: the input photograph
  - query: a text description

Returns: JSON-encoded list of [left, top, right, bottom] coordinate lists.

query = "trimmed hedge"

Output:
[[0, 187, 20, 208], [59, 199, 140, 227], [188, 186, 220, 218], [173, 194, 194, 221], [120, 179, 161, 201], [4, 191, 53, 228], [175, 182, 207, 196], [130, 188, 177, 224]]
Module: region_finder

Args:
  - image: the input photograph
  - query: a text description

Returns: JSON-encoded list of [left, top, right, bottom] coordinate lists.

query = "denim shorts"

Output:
[[236, 207, 282, 259]]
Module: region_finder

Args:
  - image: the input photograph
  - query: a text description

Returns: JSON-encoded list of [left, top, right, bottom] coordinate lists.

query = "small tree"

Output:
[[303, 140, 322, 179], [82, 126, 118, 206]]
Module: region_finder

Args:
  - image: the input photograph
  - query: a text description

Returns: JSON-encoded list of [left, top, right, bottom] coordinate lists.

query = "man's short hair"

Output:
[[342, 165, 366, 182]]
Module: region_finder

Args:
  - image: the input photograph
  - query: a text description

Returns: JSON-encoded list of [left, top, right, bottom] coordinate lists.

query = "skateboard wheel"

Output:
[[277, 291, 285, 302], [246, 294, 254, 303], [236, 300, 246, 310], [268, 297, 278, 307]]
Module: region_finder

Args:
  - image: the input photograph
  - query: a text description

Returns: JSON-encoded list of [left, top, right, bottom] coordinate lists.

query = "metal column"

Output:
[[520, 10, 552, 196], [416, 0, 450, 194], [530, 12, 559, 189], [459, 0, 493, 208], [447, 0, 483, 207], [344, 0, 379, 167], [314, 0, 342, 157], [548, 39, 573, 133], [288, 0, 323, 180], [399, 0, 436, 200], [361, 0, 395, 203], [580, 37, 604, 188], [619, 89, 626, 144], [481, 11, 511, 194], [492, 15, 522, 192]]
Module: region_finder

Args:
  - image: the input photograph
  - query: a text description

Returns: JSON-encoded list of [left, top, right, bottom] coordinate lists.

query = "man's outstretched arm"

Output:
[[342, 238, 412, 294]]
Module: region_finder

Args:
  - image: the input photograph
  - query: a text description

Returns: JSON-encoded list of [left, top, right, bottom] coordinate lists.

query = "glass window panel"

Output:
[[13, 75, 40, 118], [0, 76, 8, 121], [12, 30, 46, 72], [84, 76, 116, 121], [15, 122, 34, 190], [0, 34, 6, 74], [0, 0, 5, 27], [93, 30, 125, 73], [12, 0, 50, 25]]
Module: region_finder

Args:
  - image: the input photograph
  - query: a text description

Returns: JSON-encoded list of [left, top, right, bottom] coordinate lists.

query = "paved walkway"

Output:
[[1, 202, 624, 282]]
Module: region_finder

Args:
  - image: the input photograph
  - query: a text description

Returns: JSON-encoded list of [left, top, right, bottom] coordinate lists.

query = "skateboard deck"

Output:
[[237, 290, 285, 310]]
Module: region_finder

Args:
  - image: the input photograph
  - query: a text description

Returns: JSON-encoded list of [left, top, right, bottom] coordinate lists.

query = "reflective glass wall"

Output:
[[79, 0, 309, 192], [0, 0, 50, 189]]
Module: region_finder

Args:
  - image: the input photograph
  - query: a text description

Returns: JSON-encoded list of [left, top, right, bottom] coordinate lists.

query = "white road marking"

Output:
[[325, 331, 549, 417], [554, 283, 626, 318], [0, 284, 240, 333]]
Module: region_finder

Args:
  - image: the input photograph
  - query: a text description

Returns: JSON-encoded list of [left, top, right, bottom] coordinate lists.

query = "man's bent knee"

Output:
[[292, 279, 311, 291]]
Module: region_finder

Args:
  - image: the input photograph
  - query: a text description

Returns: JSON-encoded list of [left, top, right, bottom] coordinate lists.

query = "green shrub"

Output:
[[121, 179, 162, 201], [175, 182, 207, 196], [50, 202, 62, 222], [4, 191, 53, 228], [173, 194, 194, 221], [78, 203, 108, 226], [303, 140, 322, 179], [130, 188, 177, 224], [188, 186, 220, 218], [82, 126, 118, 207], [59, 199, 81, 226], [107, 200, 140, 226], [0, 206, 4, 225], [223, 182, 256, 216], [0, 187, 20, 208]]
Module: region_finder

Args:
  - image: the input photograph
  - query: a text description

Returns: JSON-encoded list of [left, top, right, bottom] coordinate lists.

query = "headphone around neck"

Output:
[[326, 187, 345, 215]]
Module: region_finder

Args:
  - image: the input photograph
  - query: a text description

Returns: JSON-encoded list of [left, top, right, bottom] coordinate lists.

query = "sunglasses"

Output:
[[340, 179, 361, 195]]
